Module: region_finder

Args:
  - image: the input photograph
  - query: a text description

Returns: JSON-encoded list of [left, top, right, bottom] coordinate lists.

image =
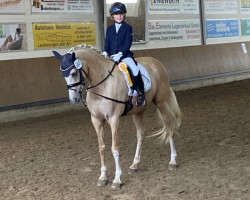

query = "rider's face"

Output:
[[112, 13, 125, 23]]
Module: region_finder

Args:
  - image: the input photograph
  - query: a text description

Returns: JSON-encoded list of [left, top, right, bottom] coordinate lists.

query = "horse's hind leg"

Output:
[[129, 112, 145, 174], [91, 115, 107, 187], [155, 105, 179, 170], [154, 88, 181, 170]]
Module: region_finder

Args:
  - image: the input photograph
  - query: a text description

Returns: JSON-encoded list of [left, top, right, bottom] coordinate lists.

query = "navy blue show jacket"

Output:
[[104, 22, 134, 59]]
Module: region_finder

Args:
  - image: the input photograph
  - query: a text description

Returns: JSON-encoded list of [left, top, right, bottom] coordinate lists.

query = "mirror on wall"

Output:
[[105, 0, 146, 44]]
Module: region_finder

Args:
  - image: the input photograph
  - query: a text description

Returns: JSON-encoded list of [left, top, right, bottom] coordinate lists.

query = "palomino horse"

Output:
[[52, 44, 181, 189]]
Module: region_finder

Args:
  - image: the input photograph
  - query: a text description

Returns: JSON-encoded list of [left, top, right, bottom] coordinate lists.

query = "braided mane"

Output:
[[68, 43, 101, 54]]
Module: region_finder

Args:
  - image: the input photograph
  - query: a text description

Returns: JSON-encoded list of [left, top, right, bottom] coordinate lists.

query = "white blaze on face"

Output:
[[65, 76, 76, 102], [65, 76, 71, 85], [64, 76, 81, 103]]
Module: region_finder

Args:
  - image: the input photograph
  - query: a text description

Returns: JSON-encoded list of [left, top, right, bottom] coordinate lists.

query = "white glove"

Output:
[[101, 51, 108, 58], [110, 52, 122, 62]]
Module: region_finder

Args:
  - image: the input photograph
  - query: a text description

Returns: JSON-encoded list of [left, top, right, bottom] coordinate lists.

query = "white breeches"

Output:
[[122, 57, 139, 76]]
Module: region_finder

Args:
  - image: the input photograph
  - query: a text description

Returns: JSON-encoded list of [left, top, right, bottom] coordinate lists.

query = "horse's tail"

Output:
[[150, 87, 182, 144]]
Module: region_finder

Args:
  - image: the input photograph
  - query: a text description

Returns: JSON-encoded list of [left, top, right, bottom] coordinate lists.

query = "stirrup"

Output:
[[136, 93, 146, 107]]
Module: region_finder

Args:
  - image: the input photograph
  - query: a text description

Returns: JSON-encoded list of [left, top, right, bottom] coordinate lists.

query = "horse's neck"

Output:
[[77, 49, 128, 109], [77, 49, 114, 89]]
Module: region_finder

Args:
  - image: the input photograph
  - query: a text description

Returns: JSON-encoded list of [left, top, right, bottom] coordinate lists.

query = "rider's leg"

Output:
[[133, 71, 146, 107], [121, 57, 146, 107]]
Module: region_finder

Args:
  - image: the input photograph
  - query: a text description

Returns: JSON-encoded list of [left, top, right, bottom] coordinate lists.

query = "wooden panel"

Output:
[[0, 57, 67, 107], [1, 41, 250, 108]]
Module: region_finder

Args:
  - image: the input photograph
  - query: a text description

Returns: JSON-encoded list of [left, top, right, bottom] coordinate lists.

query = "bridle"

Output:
[[60, 63, 87, 92], [62, 60, 133, 115], [67, 68, 86, 92], [62, 61, 129, 103]]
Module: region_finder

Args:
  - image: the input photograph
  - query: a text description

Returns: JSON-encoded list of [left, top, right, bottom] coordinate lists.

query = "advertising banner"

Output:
[[32, 23, 96, 49], [206, 19, 239, 38], [241, 19, 250, 36], [0, 0, 25, 14], [204, 0, 237, 14], [241, 0, 250, 13], [148, 20, 201, 42], [31, 0, 93, 13], [148, 0, 199, 14]]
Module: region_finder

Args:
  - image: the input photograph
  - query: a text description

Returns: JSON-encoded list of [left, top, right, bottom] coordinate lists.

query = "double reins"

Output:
[[68, 61, 128, 104], [86, 62, 128, 104], [87, 62, 116, 90]]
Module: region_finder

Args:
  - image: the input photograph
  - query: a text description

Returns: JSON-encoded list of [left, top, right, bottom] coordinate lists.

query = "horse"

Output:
[[52, 44, 181, 189]]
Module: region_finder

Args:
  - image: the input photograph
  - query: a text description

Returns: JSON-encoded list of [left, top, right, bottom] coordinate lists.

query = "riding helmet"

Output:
[[109, 2, 127, 15]]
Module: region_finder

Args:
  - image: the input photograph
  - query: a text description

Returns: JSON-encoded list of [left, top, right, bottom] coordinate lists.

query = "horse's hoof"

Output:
[[128, 168, 138, 174], [111, 182, 121, 190], [169, 164, 178, 170], [97, 179, 107, 187]]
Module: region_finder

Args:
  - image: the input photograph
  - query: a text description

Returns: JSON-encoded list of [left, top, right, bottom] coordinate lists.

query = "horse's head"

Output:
[[53, 50, 86, 104]]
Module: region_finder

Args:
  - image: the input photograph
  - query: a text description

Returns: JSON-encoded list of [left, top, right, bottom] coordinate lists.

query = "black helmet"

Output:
[[109, 2, 127, 15]]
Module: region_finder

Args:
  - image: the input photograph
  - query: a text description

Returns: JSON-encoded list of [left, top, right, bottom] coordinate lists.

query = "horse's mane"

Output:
[[68, 43, 101, 54]]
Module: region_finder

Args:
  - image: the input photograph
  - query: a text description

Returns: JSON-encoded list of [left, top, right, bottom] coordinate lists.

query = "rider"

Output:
[[102, 2, 146, 107]]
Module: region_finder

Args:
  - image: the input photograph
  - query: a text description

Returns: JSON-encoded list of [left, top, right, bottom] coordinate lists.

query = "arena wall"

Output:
[[1, 41, 250, 109], [1, 1, 250, 111]]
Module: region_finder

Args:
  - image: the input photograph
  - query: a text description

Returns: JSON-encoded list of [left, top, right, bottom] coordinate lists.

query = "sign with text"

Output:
[[204, 0, 237, 14], [31, 0, 93, 13], [148, 20, 201, 42], [0, 0, 24, 14], [241, 0, 250, 13], [206, 20, 239, 38], [148, 0, 199, 14], [32, 23, 96, 49], [241, 19, 250, 36]]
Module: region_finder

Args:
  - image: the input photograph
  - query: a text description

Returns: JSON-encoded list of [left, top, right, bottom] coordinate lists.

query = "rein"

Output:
[[87, 62, 116, 90], [88, 90, 130, 104], [86, 62, 127, 104], [85, 61, 134, 115], [66, 60, 133, 115]]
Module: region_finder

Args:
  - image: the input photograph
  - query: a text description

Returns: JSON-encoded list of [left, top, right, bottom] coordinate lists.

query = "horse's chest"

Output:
[[88, 104, 116, 120]]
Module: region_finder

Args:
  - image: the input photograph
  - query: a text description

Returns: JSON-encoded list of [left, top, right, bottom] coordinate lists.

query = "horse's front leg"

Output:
[[129, 112, 144, 174], [91, 115, 107, 186], [110, 115, 122, 189], [169, 136, 178, 170]]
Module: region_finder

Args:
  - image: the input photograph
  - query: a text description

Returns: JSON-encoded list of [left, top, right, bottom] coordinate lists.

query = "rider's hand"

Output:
[[101, 51, 108, 58], [110, 52, 122, 62]]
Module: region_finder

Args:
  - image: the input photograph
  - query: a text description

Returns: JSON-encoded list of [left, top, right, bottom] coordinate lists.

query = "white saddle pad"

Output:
[[121, 63, 151, 97]]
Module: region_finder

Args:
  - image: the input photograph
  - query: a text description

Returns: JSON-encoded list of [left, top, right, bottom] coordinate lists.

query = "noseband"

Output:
[[66, 68, 86, 92]]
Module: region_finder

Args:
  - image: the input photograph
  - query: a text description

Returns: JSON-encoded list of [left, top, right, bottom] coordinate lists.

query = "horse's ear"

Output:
[[52, 51, 62, 60], [72, 52, 76, 60]]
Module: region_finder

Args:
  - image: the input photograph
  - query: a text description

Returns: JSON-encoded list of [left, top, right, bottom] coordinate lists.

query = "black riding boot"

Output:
[[134, 71, 146, 107]]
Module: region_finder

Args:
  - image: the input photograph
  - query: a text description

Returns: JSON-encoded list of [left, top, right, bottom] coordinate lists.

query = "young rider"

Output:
[[102, 2, 146, 107]]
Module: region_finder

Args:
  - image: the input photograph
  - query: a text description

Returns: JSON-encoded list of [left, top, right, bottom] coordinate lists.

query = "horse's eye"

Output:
[[71, 72, 77, 78]]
